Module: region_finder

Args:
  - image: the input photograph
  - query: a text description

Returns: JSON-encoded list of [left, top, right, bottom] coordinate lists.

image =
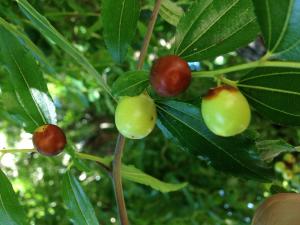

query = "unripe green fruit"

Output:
[[201, 86, 251, 137], [115, 94, 157, 139], [283, 153, 296, 164], [274, 161, 286, 173], [283, 170, 293, 180]]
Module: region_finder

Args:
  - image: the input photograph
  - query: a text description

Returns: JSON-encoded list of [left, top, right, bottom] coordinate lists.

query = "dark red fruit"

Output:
[[32, 124, 67, 156], [150, 55, 191, 97]]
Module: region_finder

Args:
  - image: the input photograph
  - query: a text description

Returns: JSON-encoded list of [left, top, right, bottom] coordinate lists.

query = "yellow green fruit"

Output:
[[201, 86, 251, 137], [274, 161, 286, 173], [115, 94, 157, 139]]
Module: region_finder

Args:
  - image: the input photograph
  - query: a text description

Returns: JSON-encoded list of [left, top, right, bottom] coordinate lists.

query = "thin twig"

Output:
[[112, 135, 127, 225], [137, 0, 163, 70], [0, 148, 36, 154], [112, 1, 163, 224]]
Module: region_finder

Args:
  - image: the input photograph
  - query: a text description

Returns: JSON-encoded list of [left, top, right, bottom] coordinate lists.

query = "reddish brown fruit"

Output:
[[150, 55, 191, 97], [32, 124, 67, 156]]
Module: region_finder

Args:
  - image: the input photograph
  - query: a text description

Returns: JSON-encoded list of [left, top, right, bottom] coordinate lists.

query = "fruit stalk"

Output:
[[112, 0, 163, 224], [112, 135, 128, 225]]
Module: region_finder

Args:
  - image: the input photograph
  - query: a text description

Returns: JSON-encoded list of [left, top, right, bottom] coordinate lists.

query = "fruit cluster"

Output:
[[275, 153, 300, 180], [115, 55, 251, 139], [32, 55, 252, 156]]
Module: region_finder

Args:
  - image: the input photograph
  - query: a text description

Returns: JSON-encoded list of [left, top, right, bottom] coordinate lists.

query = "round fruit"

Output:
[[32, 124, 67, 156], [283, 153, 296, 164], [150, 55, 191, 97], [252, 193, 300, 225], [115, 94, 157, 139], [201, 85, 251, 137], [274, 161, 286, 173]]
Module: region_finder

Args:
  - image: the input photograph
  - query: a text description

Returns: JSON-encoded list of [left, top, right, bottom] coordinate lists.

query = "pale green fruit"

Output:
[[201, 86, 251, 137], [115, 94, 157, 139], [274, 161, 286, 173]]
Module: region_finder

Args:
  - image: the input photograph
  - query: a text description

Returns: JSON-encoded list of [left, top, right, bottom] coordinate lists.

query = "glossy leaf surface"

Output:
[[252, 0, 300, 60], [0, 18, 54, 73], [16, 0, 111, 95], [102, 0, 140, 63], [62, 172, 99, 225], [175, 0, 259, 61], [112, 71, 149, 97], [0, 169, 28, 225], [0, 25, 56, 132], [239, 67, 300, 125], [157, 100, 274, 182]]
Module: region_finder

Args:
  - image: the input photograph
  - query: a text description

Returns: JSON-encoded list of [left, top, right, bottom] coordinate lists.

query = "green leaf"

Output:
[[62, 172, 99, 225], [102, 0, 140, 63], [160, 0, 184, 26], [0, 17, 54, 74], [256, 140, 300, 163], [175, 0, 258, 60], [16, 0, 112, 96], [252, 0, 300, 60], [0, 26, 56, 132], [0, 169, 28, 225], [270, 185, 296, 194], [76, 152, 186, 192], [175, 0, 259, 61], [238, 67, 300, 126], [156, 100, 274, 182], [121, 164, 187, 192], [112, 71, 149, 97]]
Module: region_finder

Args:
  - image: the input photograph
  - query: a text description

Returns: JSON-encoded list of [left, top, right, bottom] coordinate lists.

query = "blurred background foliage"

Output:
[[0, 0, 300, 224]]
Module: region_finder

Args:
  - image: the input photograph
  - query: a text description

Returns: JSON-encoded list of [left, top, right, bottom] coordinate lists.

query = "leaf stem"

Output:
[[192, 60, 300, 78], [112, 1, 163, 224], [75, 152, 112, 172], [0, 148, 36, 154]]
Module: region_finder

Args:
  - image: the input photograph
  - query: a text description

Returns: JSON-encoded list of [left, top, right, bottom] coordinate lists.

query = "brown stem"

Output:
[[112, 135, 127, 225], [112, 1, 163, 224], [137, 0, 163, 70]]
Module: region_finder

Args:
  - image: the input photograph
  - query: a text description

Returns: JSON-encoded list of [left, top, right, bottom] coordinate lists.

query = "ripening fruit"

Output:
[[274, 161, 286, 173], [150, 55, 191, 97], [252, 193, 300, 225], [115, 94, 157, 139], [201, 86, 251, 137], [32, 124, 67, 156], [283, 153, 296, 164]]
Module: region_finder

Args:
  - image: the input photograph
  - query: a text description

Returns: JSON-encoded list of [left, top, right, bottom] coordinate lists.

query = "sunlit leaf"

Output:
[[122, 164, 187, 193], [0, 25, 56, 132], [62, 172, 99, 225], [175, 0, 259, 61], [112, 71, 149, 97], [102, 0, 140, 63], [160, 0, 183, 26], [0, 169, 28, 225], [252, 0, 300, 61], [16, 0, 112, 96]]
